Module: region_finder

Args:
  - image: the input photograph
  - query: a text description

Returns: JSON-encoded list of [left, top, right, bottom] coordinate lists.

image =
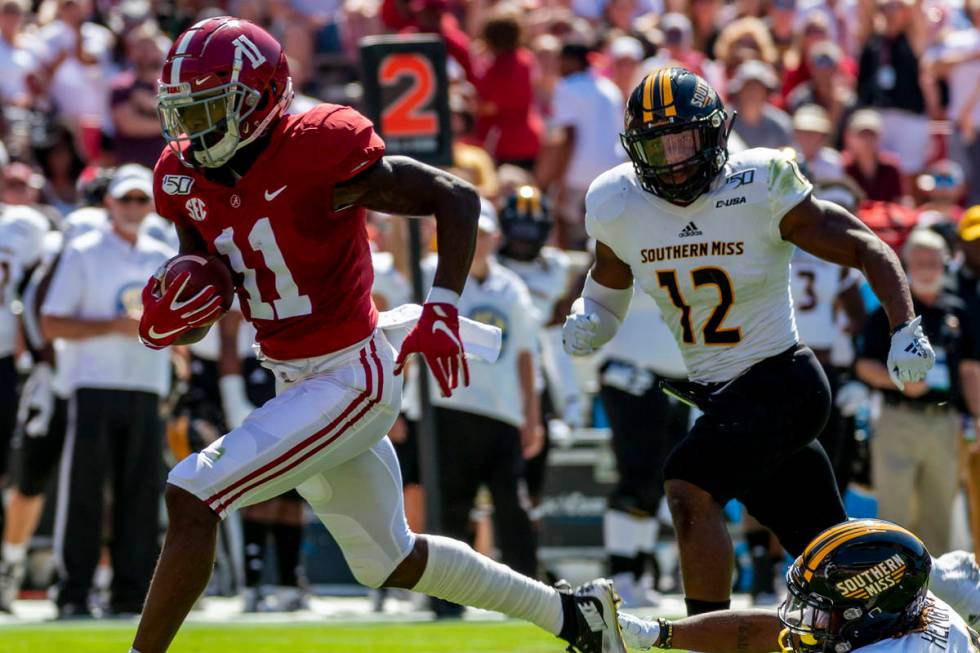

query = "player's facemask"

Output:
[[157, 77, 291, 169], [777, 589, 842, 652], [620, 109, 732, 206]]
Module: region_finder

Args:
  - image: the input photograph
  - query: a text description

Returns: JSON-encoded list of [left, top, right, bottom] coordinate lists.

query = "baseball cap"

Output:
[[478, 198, 499, 234], [793, 104, 832, 134], [809, 41, 841, 69], [847, 109, 883, 134], [660, 13, 693, 41], [610, 36, 644, 61], [728, 60, 779, 94], [959, 205, 980, 242], [108, 163, 153, 199], [3, 162, 45, 189]]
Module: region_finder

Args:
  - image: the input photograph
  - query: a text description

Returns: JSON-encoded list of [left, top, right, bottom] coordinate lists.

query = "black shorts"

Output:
[[0, 355, 18, 477], [15, 396, 68, 497], [662, 344, 847, 556], [394, 418, 421, 487], [243, 357, 275, 407]]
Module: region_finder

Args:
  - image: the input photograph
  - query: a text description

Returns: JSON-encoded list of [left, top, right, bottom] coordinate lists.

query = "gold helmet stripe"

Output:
[[661, 70, 677, 117], [802, 520, 872, 558], [802, 522, 913, 581], [642, 73, 655, 123]]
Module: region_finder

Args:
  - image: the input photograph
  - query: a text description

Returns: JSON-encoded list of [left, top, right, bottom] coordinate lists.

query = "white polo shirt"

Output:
[[411, 256, 538, 428], [551, 70, 627, 190], [42, 227, 174, 396]]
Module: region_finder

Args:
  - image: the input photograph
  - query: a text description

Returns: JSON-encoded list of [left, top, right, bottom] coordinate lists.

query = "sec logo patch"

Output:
[[186, 197, 207, 221]]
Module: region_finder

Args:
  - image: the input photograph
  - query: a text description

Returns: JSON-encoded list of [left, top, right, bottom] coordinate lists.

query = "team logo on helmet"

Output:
[[835, 554, 908, 600]]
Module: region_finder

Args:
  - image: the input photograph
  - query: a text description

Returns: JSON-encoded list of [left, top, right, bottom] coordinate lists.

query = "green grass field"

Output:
[[0, 619, 688, 653]]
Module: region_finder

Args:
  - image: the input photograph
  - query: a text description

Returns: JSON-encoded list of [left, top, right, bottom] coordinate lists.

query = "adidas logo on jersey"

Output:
[[678, 222, 702, 238], [716, 196, 746, 208]]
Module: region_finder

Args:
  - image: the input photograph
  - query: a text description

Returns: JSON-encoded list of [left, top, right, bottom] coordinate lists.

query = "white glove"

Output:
[[562, 313, 600, 356], [219, 374, 256, 430], [618, 612, 661, 650], [17, 362, 54, 438], [886, 316, 936, 391], [835, 380, 870, 417]]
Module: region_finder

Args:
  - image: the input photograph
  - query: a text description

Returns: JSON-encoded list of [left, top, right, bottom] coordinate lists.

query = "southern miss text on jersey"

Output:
[[586, 147, 812, 383]]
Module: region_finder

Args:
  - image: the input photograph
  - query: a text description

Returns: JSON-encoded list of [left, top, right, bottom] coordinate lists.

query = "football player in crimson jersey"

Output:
[[130, 16, 625, 653]]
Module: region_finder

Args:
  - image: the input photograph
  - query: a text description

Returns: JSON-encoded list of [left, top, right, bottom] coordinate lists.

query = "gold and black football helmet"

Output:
[[621, 67, 733, 206], [778, 519, 932, 653]]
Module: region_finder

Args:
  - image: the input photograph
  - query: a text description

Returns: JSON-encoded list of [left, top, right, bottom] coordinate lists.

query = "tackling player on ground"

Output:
[[130, 17, 625, 653], [563, 66, 935, 620], [618, 520, 980, 653]]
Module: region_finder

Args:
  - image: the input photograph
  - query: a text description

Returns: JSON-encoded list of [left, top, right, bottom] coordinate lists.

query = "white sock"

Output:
[[412, 535, 564, 635], [2, 543, 26, 565]]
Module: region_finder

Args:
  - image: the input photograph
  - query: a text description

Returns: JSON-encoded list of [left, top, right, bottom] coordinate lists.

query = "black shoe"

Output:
[[429, 596, 465, 619], [56, 603, 94, 620], [556, 579, 627, 653]]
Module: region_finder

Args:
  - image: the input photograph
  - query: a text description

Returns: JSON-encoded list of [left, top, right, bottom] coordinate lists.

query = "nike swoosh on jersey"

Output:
[[147, 325, 185, 340], [264, 185, 287, 201]]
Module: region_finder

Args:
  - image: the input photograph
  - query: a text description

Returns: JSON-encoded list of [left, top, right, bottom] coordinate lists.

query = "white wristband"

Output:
[[426, 286, 460, 306]]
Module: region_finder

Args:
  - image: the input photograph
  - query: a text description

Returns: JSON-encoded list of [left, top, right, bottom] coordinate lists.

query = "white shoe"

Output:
[[567, 579, 628, 653], [930, 551, 980, 628], [0, 561, 25, 613]]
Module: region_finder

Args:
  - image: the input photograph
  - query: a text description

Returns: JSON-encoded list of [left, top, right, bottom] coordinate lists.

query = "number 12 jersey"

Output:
[[585, 148, 813, 383]]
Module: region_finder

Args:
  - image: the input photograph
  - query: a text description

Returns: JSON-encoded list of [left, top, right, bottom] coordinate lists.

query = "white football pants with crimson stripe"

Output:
[[168, 330, 413, 587]]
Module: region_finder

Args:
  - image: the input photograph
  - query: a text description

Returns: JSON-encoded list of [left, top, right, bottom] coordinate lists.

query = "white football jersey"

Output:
[[790, 248, 860, 351], [500, 247, 572, 326], [586, 148, 812, 383], [858, 595, 979, 653], [0, 205, 49, 356]]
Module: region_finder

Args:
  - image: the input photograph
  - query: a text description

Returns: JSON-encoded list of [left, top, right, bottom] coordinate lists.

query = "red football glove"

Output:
[[138, 270, 223, 350], [395, 302, 470, 398]]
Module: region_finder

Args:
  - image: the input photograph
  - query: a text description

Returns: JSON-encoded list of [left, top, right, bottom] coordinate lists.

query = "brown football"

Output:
[[160, 254, 235, 318]]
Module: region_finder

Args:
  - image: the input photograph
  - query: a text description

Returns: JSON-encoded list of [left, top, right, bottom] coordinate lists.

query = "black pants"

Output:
[[662, 344, 847, 557], [434, 407, 537, 577], [56, 388, 163, 612], [816, 364, 854, 495], [600, 368, 690, 516], [0, 355, 18, 479], [15, 396, 68, 496]]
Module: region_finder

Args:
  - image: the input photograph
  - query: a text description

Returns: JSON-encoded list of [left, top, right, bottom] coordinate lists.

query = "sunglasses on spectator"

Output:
[[931, 175, 958, 188], [116, 194, 151, 205], [812, 54, 838, 68]]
